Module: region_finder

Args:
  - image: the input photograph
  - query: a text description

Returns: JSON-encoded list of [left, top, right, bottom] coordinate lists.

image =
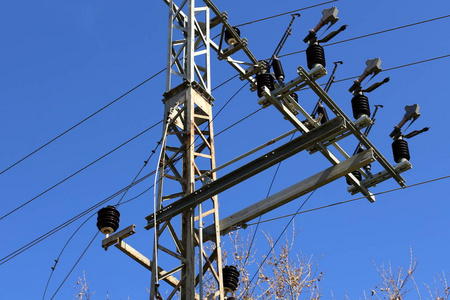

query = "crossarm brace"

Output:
[[145, 116, 347, 229], [204, 149, 375, 237]]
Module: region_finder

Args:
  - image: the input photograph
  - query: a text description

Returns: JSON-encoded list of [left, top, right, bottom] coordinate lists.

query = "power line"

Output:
[[241, 174, 450, 296], [244, 190, 316, 298], [332, 54, 450, 84], [0, 80, 248, 266], [245, 174, 450, 227], [50, 231, 100, 300], [216, 108, 263, 136], [42, 213, 96, 300], [0, 68, 166, 176], [0, 170, 156, 266], [0, 120, 162, 221], [235, 0, 339, 27], [42, 138, 163, 299], [279, 14, 450, 58], [243, 132, 296, 268]]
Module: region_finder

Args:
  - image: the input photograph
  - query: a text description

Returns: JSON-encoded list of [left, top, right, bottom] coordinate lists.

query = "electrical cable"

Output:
[[152, 120, 171, 289], [244, 174, 450, 227], [242, 132, 296, 268], [116, 138, 163, 206], [0, 170, 156, 266], [279, 14, 450, 58], [243, 190, 317, 298], [212, 74, 239, 92], [1, 80, 251, 267], [332, 54, 450, 84], [0, 68, 166, 176], [36, 11, 449, 299], [215, 108, 263, 137], [0, 120, 163, 221], [234, 1, 339, 27], [3, 13, 446, 178], [42, 212, 96, 300], [41, 138, 163, 299], [49, 231, 100, 300]]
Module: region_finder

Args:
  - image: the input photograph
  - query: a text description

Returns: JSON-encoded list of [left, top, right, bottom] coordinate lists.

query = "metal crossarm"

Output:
[[145, 116, 346, 229], [297, 66, 406, 187]]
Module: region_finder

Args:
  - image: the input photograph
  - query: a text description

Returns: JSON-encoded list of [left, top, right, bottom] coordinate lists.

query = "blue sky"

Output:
[[1, 0, 450, 299]]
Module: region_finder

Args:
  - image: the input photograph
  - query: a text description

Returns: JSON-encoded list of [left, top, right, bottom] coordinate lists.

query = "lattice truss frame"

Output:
[[150, 83, 224, 300], [165, 0, 212, 93]]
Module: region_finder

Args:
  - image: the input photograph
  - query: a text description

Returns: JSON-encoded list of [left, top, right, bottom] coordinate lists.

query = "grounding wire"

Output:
[[0, 68, 166, 176], [0, 120, 163, 221], [279, 14, 450, 58]]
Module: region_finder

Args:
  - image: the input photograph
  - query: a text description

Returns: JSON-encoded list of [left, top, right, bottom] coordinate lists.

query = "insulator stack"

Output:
[[271, 57, 285, 82], [224, 27, 241, 46], [97, 206, 120, 235], [306, 44, 326, 70], [356, 146, 371, 172], [346, 170, 362, 185], [392, 139, 410, 163], [256, 73, 275, 97], [351, 94, 371, 119], [223, 265, 240, 292], [316, 105, 329, 124], [291, 93, 298, 103]]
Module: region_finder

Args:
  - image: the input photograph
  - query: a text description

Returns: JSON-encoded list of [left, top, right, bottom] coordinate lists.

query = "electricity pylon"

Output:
[[149, 0, 224, 299], [97, 2, 423, 300]]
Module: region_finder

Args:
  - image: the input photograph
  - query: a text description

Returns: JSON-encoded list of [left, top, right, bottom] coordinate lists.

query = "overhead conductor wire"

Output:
[[1, 0, 338, 177], [2, 73, 251, 267], [0, 68, 165, 176], [279, 14, 450, 58], [4, 16, 450, 267], [42, 138, 164, 299], [8, 8, 450, 297], [0, 120, 163, 221]]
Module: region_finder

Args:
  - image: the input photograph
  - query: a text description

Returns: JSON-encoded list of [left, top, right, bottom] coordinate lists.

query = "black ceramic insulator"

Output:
[[346, 171, 362, 185], [356, 146, 372, 172], [256, 73, 275, 97], [272, 58, 285, 82], [306, 44, 326, 70], [97, 206, 120, 234], [351, 94, 371, 119], [224, 27, 241, 46], [317, 105, 329, 124], [291, 93, 298, 103], [392, 139, 410, 163], [223, 266, 240, 292]]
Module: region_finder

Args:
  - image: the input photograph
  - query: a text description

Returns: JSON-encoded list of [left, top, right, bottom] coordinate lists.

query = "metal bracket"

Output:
[[101, 225, 136, 250]]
